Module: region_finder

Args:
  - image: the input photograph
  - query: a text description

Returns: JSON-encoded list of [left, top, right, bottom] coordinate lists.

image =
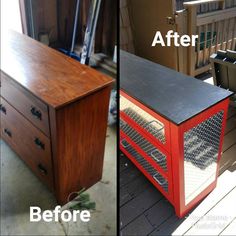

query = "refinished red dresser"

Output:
[[0, 30, 113, 205], [119, 50, 233, 217]]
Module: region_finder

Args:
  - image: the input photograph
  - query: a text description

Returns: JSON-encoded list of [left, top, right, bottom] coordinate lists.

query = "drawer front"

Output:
[[120, 91, 170, 151], [120, 135, 171, 200], [1, 72, 50, 136], [120, 118, 168, 173], [1, 97, 54, 189]]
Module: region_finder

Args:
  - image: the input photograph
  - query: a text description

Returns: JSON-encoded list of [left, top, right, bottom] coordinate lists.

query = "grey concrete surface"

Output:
[[0, 126, 117, 236]]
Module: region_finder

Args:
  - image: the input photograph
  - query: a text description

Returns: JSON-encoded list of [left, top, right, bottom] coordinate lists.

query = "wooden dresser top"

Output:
[[1, 30, 113, 108], [120, 50, 233, 125]]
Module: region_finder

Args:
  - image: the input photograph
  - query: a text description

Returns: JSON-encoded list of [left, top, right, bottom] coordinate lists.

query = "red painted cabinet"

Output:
[[120, 50, 233, 217]]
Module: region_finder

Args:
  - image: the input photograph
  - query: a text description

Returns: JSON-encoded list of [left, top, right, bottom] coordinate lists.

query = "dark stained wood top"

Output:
[[1, 30, 113, 108], [120, 50, 233, 125]]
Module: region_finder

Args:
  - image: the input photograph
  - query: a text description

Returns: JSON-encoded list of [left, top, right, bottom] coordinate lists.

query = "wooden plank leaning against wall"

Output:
[[120, 0, 135, 53]]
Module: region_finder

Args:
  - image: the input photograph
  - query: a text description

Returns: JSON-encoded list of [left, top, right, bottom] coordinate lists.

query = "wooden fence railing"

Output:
[[178, 0, 236, 76], [176, 0, 236, 12]]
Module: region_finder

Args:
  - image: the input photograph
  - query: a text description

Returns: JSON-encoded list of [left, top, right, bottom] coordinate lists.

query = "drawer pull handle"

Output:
[[31, 107, 42, 120], [4, 128, 12, 137], [38, 164, 47, 175], [0, 104, 6, 114], [145, 120, 164, 132], [153, 173, 167, 186], [34, 138, 45, 150], [150, 150, 165, 163]]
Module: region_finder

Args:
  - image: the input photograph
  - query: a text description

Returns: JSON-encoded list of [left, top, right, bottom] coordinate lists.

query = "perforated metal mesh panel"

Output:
[[120, 95, 166, 143], [120, 138, 168, 193], [120, 119, 167, 171], [183, 110, 224, 205]]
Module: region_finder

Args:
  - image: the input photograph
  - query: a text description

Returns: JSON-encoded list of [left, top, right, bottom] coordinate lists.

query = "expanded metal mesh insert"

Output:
[[120, 138, 168, 193], [183, 110, 224, 205], [120, 95, 166, 143], [120, 119, 167, 172]]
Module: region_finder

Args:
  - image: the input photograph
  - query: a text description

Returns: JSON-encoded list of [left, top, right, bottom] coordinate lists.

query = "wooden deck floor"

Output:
[[120, 103, 236, 236]]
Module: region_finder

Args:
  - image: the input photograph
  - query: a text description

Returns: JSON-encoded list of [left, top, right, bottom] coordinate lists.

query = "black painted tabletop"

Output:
[[120, 50, 233, 125]]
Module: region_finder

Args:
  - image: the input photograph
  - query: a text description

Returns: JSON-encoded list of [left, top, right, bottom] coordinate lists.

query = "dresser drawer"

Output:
[[1, 97, 54, 189], [1, 72, 50, 136], [120, 135, 170, 198], [120, 91, 171, 151], [120, 118, 168, 173]]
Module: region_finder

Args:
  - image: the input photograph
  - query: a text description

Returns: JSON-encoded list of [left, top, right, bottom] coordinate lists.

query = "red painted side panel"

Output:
[[170, 98, 229, 217]]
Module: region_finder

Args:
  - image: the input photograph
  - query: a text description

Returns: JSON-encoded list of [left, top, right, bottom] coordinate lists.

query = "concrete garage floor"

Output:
[[0, 126, 117, 236]]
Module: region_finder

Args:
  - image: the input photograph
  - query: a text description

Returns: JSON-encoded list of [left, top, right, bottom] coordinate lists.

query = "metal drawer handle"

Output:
[[153, 173, 167, 186], [150, 150, 165, 163], [145, 120, 164, 131], [4, 128, 12, 137], [34, 138, 45, 150], [120, 139, 130, 148], [0, 104, 6, 114], [31, 106, 42, 120], [38, 164, 47, 175]]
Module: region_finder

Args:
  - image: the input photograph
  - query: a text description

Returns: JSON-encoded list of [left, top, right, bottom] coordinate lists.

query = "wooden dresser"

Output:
[[0, 31, 113, 205], [120, 50, 233, 217]]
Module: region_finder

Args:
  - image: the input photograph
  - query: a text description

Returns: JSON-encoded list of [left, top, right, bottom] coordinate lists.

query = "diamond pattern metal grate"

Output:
[[120, 119, 167, 171], [120, 95, 166, 143], [183, 110, 224, 204], [120, 138, 168, 193], [184, 110, 224, 170]]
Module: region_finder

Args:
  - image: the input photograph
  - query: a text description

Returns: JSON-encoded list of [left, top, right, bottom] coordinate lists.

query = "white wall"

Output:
[[1, 0, 22, 34]]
